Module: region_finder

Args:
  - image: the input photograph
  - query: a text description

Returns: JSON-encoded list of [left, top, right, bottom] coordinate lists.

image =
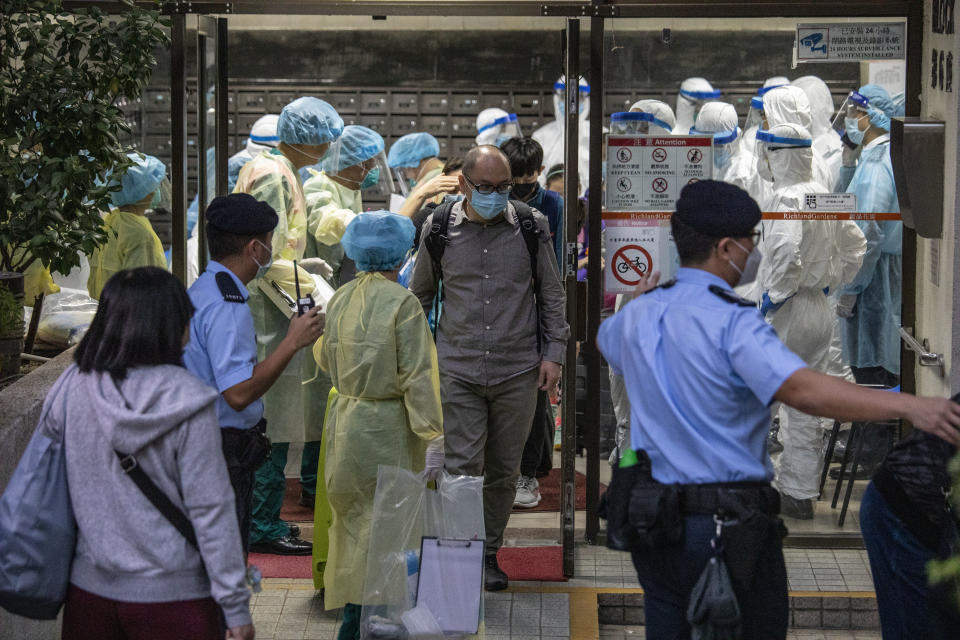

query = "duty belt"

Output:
[[679, 482, 781, 517]]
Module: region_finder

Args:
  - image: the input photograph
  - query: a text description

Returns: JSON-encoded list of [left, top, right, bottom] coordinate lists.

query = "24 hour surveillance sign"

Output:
[[797, 22, 906, 62]]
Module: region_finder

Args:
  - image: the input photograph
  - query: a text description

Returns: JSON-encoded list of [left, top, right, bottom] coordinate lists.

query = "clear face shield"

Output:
[[678, 87, 723, 122], [831, 90, 870, 135], [391, 166, 419, 197], [611, 111, 673, 136], [329, 150, 395, 198], [147, 178, 173, 217], [744, 96, 765, 134], [754, 128, 812, 182], [689, 126, 740, 170], [478, 113, 523, 147]]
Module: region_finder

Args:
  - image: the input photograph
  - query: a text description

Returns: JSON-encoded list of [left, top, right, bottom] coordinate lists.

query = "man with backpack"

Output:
[[410, 145, 569, 591]]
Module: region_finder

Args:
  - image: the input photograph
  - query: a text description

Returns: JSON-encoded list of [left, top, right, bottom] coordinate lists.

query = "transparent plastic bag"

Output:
[[35, 288, 98, 347], [360, 466, 485, 640]]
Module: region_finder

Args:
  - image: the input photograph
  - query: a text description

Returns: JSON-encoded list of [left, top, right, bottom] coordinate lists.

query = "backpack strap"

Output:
[[423, 201, 456, 338], [116, 451, 199, 549], [511, 201, 543, 354]]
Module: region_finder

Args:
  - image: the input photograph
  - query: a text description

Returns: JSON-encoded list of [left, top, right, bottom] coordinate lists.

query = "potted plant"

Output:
[[0, 0, 170, 379]]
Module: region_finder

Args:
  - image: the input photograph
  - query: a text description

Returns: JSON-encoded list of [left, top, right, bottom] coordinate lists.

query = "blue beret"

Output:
[[205, 193, 278, 235], [674, 179, 760, 238]]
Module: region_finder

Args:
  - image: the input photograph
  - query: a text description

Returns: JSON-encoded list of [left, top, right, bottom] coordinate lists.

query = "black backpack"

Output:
[[423, 199, 542, 351]]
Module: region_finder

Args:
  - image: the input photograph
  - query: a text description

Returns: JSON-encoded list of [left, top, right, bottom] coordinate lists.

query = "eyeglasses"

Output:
[[463, 173, 512, 195], [747, 230, 761, 244]]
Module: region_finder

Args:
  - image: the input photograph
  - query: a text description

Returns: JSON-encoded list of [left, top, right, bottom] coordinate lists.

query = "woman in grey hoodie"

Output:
[[47, 267, 253, 640]]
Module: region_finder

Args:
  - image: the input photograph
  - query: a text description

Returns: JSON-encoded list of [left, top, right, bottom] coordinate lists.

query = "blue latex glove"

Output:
[[760, 292, 787, 317]]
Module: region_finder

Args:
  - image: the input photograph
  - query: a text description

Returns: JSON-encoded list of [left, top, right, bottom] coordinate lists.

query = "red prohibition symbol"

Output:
[[612, 244, 653, 285], [652, 148, 668, 163]]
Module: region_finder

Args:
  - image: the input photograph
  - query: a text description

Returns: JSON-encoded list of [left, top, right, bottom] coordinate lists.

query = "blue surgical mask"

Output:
[[714, 146, 733, 169], [360, 167, 380, 189], [844, 116, 866, 146], [494, 134, 512, 147], [469, 188, 509, 220], [253, 239, 273, 279], [442, 193, 465, 204]]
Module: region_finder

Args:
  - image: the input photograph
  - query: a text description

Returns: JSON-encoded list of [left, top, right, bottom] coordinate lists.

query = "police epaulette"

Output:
[[641, 279, 676, 294], [216, 271, 245, 303], [708, 284, 755, 307]]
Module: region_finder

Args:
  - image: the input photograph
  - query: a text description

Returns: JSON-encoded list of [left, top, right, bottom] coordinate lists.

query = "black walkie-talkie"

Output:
[[293, 260, 315, 316]]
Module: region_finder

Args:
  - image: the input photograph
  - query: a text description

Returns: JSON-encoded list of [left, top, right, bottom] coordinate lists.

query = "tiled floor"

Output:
[[599, 627, 882, 639]]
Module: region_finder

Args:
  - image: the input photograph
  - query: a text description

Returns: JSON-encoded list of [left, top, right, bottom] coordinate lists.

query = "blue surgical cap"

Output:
[[858, 84, 896, 131], [387, 132, 440, 169], [277, 97, 344, 145], [322, 125, 384, 173], [109, 153, 167, 207], [341, 210, 416, 272]]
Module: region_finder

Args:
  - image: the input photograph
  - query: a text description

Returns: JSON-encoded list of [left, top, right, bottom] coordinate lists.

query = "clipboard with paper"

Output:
[[415, 537, 484, 635]]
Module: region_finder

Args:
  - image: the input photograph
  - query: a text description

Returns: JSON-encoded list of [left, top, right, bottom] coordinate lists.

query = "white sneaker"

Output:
[[513, 476, 541, 508]]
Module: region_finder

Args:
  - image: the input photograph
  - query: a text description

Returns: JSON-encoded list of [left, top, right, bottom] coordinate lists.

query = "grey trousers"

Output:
[[441, 368, 540, 554]]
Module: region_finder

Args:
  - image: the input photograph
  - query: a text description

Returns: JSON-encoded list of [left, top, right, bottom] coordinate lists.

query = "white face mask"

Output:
[[728, 239, 761, 287]]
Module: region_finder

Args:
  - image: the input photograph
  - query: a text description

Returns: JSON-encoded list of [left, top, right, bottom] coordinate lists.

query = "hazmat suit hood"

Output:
[[763, 86, 836, 191], [762, 85, 814, 133], [552, 74, 591, 123], [763, 122, 815, 186], [76, 365, 218, 454], [630, 99, 676, 135], [246, 114, 281, 157], [692, 102, 741, 174], [674, 77, 720, 134], [791, 76, 834, 137]]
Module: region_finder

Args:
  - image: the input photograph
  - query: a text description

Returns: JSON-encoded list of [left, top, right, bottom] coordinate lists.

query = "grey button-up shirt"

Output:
[[410, 201, 569, 386]]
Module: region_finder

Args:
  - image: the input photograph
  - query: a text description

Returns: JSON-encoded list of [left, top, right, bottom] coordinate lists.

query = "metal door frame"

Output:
[[64, 0, 922, 563]]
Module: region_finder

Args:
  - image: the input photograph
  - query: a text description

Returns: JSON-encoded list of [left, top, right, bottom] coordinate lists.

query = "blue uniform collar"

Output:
[[206, 260, 250, 301], [676, 267, 734, 291]]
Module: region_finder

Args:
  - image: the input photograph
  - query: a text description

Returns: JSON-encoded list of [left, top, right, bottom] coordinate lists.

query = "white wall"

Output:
[[916, 0, 959, 396]]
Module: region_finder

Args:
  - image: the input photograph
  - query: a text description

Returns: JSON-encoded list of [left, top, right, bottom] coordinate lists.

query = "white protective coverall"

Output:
[[792, 76, 844, 192], [629, 99, 676, 135], [691, 101, 741, 183], [762, 86, 835, 195], [756, 122, 858, 501], [673, 77, 721, 134], [533, 75, 591, 192]]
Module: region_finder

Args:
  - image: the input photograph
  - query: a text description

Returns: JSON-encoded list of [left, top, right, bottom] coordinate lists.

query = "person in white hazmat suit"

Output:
[[629, 99, 676, 135], [603, 98, 675, 462], [690, 102, 742, 183], [533, 75, 591, 192], [754, 120, 857, 520], [672, 77, 722, 134], [475, 108, 522, 147], [762, 85, 835, 195], [792, 75, 844, 191]]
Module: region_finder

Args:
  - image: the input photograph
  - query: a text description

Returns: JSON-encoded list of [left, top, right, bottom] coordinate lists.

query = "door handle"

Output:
[[899, 327, 946, 378]]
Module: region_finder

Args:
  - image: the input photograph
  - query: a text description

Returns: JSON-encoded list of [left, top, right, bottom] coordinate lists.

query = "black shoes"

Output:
[[249, 535, 312, 556], [299, 492, 316, 509], [485, 554, 508, 591], [285, 522, 301, 538], [780, 493, 815, 520]]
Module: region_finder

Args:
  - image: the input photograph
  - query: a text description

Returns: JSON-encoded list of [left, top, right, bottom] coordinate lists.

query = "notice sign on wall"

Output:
[[605, 135, 713, 211], [796, 22, 906, 62], [603, 212, 678, 295]]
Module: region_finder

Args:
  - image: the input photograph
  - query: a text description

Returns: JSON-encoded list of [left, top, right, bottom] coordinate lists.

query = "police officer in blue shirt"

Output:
[[597, 180, 960, 639], [183, 193, 325, 554]]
